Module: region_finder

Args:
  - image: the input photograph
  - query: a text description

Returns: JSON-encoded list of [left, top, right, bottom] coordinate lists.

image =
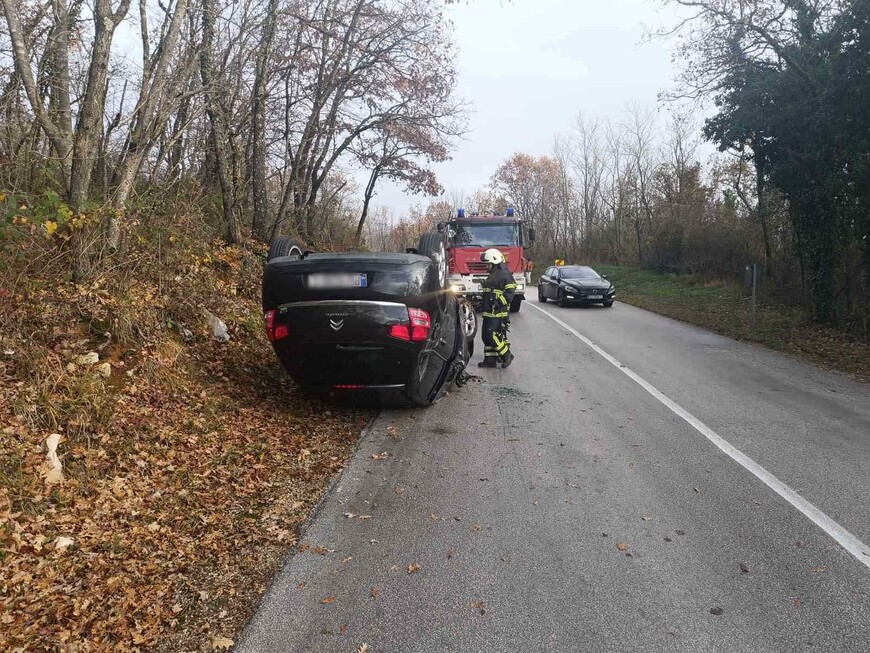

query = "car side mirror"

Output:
[[601, 274, 608, 280], [527, 227, 536, 246]]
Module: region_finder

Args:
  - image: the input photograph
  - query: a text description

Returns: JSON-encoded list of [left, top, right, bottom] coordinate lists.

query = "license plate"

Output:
[[308, 273, 368, 289], [588, 294, 603, 300]]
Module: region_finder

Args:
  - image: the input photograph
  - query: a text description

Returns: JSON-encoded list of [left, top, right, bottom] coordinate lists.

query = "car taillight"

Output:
[[264, 310, 288, 342], [408, 307, 431, 341], [387, 307, 431, 342]]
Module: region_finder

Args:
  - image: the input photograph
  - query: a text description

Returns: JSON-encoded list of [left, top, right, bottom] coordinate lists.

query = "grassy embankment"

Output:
[[593, 265, 870, 381]]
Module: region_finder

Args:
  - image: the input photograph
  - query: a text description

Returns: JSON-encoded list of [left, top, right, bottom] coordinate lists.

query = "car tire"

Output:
[[417, 232, 448, 289], [603, 301, 614, 308], [557, 289, 568, 307], [267, 236, 304, 262], [538, 287, 547, 303], [509, 296, 522, 313]]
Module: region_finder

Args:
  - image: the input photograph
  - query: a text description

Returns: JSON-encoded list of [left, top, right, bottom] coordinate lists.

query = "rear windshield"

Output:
[[559, 267, 600, 279], [451, 222, 519, 247]]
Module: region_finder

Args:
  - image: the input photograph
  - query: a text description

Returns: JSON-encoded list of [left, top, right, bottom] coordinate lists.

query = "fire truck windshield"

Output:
[[451, 222, 519, 247]]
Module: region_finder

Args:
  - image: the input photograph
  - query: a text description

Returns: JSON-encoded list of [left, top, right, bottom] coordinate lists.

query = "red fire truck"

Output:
[[418, 208, 535, 313]]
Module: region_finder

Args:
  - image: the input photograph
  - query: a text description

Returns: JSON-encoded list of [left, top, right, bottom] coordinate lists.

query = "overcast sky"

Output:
[[365, 0, 685, 216]]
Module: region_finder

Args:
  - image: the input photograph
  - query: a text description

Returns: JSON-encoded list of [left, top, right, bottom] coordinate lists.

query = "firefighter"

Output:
[[478, 248, 516, 368]]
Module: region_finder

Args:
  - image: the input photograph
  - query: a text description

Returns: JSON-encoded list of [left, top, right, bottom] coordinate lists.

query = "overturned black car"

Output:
[[262, 238, 476, 406]]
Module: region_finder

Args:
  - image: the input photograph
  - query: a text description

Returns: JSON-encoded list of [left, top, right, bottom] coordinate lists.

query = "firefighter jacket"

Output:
[[480, 263, 517, 318]]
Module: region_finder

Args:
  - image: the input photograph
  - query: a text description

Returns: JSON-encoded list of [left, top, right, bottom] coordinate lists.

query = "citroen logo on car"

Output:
[[329, 318, 344, 332]]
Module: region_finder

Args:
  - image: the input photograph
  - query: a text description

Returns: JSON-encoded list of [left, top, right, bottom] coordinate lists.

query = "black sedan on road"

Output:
[[537, 265, 616, 307]]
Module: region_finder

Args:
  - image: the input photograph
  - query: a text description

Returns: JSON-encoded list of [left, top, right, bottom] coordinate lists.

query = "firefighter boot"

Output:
[[500, 351, 514, 368], [478, 358, 498, 368]]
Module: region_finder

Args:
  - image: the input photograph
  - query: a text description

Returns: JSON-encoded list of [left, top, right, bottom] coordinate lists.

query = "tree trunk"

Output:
[[69, 0, 132, 210], [250, 0, 279, 242], [754, 150, 773, 275], [200, 0, 241, 245], [356, 165, 381, 245]]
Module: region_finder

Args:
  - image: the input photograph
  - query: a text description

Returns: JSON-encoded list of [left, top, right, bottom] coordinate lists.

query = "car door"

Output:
[[542, 267, 555, 298], [548, 268, 560, 298]]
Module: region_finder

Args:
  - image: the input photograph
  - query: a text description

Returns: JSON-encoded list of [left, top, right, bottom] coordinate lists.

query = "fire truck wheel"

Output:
[[267, 236, 305, 262], [509, 296, 522, 313], [417, 232, 448, 288]]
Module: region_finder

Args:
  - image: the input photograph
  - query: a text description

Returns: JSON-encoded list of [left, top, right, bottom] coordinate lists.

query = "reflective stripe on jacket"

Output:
[[481, 263, 516, 318]]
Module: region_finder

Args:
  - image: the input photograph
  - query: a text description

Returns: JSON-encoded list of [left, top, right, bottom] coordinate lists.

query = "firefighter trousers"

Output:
[[482, 316, 510, 361]]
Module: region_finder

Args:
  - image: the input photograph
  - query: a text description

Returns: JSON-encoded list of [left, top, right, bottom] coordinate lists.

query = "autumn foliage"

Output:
[[0, 199, 370, 651]]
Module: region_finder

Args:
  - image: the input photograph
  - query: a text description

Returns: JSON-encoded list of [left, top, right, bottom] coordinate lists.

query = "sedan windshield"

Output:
[[451, 222, 519, 247], [559, 267, 600, 280]]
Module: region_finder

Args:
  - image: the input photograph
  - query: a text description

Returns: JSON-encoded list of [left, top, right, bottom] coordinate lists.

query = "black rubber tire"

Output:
[[509, 295, 522, 313], [558, 289, 568, 308], [267, 236, 304, 262], [603, 301, 614, 308], [538, 286, 547, 303], [417, 232, 448, 289]]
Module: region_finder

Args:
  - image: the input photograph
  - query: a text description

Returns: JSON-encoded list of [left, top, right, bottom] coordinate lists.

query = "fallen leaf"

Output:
[[44, 433, 64, 485], [292, 501, 305, 510], [371, 452, 388, 460], [616, 542, 628, 552], [471, 601, 486, 611], [641, 516, 652, 522], [471, 524, 481, 532], [370, 586, 381, 598], [394, 486, 405, 495], [339, 624, 348, 635], [693, 487, 701, 494], [792, 596, 802, 608], [357, 645, 369, 653], [342, 556, 353, 563], [313, 546, 327, 555], [739, 563, 750, 574], [709, 607, 724, 616], [675, 530, 686, 536], [809, 567, 826, 573], [321, 596, 336, 605], [408, 563, 421, 574], [386, 426, 398, 438], [54, 536, 74, 552], [211, 636, 234, 650]]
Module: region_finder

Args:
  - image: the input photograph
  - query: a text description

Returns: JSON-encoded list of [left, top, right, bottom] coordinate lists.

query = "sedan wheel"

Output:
[[603, 301, 614, 308], [557, 289, 568, 307], [538, 287, 547, 303]]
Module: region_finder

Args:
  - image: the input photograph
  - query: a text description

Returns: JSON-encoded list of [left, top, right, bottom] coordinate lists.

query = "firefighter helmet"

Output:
[[480, 248, 505, 265]]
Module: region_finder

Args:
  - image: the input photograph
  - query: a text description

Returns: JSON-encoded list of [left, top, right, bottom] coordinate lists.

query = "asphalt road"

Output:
[[238, 300, 870, 652]]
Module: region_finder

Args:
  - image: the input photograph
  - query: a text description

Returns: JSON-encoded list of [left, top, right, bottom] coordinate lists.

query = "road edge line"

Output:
[[527, 301, 870, 570]]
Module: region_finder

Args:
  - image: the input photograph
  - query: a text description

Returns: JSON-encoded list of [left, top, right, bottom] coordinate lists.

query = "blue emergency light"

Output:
[[506, 207, 515, 217], [457, 208, 465, 218]]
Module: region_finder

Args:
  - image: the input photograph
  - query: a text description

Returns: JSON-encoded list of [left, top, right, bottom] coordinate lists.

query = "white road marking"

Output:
[[527, 301, 870, 570]]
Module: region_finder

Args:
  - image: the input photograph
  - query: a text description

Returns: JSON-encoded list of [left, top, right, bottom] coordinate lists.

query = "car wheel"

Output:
[[459, 298, 477, 339], [417, 232, 448, 289], [603, 301, 614, 308], [267, 236, 304, 262], [538, 287, 547, 303], [557, 289, 568, 307]]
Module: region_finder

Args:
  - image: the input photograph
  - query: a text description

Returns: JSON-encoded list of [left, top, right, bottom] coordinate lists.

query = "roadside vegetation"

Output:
[[0, 202, 371, 651], [596, 265, 870, 381]]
